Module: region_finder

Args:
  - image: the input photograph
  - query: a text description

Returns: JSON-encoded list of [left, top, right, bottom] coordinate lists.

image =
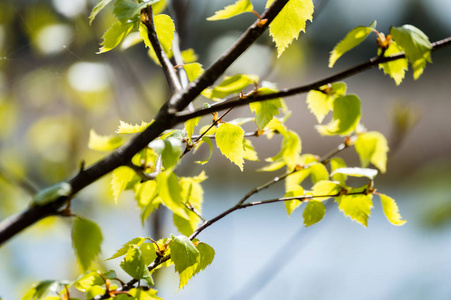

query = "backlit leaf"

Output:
[[303, 201, 325, 226], [89, 0, 114, 24], [284, 187, 304, 216], [169, 235, 200, 274], [331, 167, 378, 180], [380, 193, 406, 226], [73, 271, 103, 292], [129, 288, 162, 300], [185, 117, 201, 142], [120, 246, 154, 286], [243, 138, 259, 161], [139, 14, 175, 65], [306, 82, 347, 123], [149, 137, 182, 169], [203, 74, 258, 100], [113, 0, 159, 22], [309, 163, 329, 184], [268, 130, 302, 171], [378, 41, 408, 85], [267, 0, 314, 57], [181, 48, 198, 63], [178, 241, 215, 290], [316, 95, 361, 136], [194, 137, 214, 165], [336, 194, 373, 227], [111, 166, 136, 203], [207, 0, 253, 21], [216, 123, 246, 171], [140, 242, 158, 265], [107, 237, 147, 260], [329, 21, 376, 67], [156, 170, 189, 219], [183, 63, 204, 82], [390, 25, 432, 80], [97, 21, 135, 54], [116, 120, 152, 134], [355, 131, 389, 173], [330, 157, 347, 185], [88, 129, 123, 151], [22, 280, 58, 300], [72, 218, 103, 271], [249, 87, 283, 131], [311, 180, 341, 200]]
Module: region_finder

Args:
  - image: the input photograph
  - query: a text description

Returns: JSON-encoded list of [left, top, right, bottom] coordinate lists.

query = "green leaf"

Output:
[[120, 246, 154, 286], [185, 117, 201, 142], [306, 83, 347, 123], [249, 87, 283, 131], [89, 0, 114, 24], [355, 131, 389, 173], [243, 138, 259, 161], [303, 201, 326, 227], [311, 180, 341, 200], [284, 187, 304, 216], [336, 194, 373, 227], [88, 129, 123, 151], [183, 63, 204, 82], [86, 286, 105, 299], [116, 120, 152, 134], [140, 242, 158, 265], [129, 288, 162, 300], [329, 21, 377, 67], [22, 280, 57, 300], [331, 167, 378, 180], [169, 235, 200, 274], [111, 166, 135, 203], [380, 193, 406, 226], [316, 95, 361, 136], [114, 0, 159, 22], [134, 181, 160, 223], [139, 14, 175, 65], [107, 237, 147, 260], [216, 123, 246, 171], [74, 271, 104, 292], [194, 136, 214, 165], [156, 170, 189, 219], [97, 20, 135, 54], [267, 0, 314, 57], [390, 25, 432, 80], [309, 163, 329, 184], [31, 182, 72, 206], [330, 157, 347, 185], [378, 41, 408, 85], [72, 218, 103, 272], [181, 48, 198, 63], [268, 130, 302, 171], [207, 0, 253, 21], [149, 137, 182, 169], [178, 242, 215, 290], [203, 74, 258, 100]]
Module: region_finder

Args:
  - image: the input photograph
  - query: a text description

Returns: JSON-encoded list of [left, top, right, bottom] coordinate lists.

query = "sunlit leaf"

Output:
[[129, 288, 162, 300], [181, 48, 198, 63], [267, 0, 314, 57], [316, 95, 361, 136], [113, 0, 159, 22], [139, 14, 175, 65], [97, 21, 135, 54], [336, 194, 373, 227], [120, 246, 154, 286], [183, 63, 204, 82], [390, 25, 432, 80], [149, 137, 182, 169], [116, 120, 152, 134], [355, 131, 389, 173], [207, 0, 253, 21], [268, 130, 302, 171], [216, 123, 246, 171], [73, 271, 104, 292], [185, 117, 201, 143], [194, 137, 214, 165], [330, 157, 347, 185], [111, 166, 135, 203], [309, 163, 329, 184], [22, 280, 58, 300], [331, 167, 377, 180], [329, 21, 377, 67], [107, 237, 147, 260], [88, 129, 123, 151], [72, 218, 103, 272], [378, 41, 408, 85], [203, 74, 258, 100], [243, 138, 259, 161], [89, 0, 114, 24], [156, 170, 189, 219], [249, 87, 282, 131], [311, 180, 341, 200], [306, 82, 347, 123], [303, 201, 326, 227], [169, 235, 200, 274], [380, 193, 406, 226], [284, 187, 304, 215], [140, 242, 158, 265]]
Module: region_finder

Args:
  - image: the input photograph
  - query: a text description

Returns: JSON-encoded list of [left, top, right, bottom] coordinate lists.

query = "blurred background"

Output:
[[0, 0, 450, 299]]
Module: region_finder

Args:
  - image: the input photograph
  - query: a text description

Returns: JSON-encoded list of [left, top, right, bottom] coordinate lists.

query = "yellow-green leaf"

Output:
[[207, 0, 253, 21], [156, 170, 189, 219], [316, 95, 361, 136], [268, 130, 302, 171], [249, 87, 282, 131], [111, 166, 135, 203], [185, 117, 201, 142], [306, 82, 347, 123], [169, 235, 200, 274], [97, 20, 135, 54], [89, 0, 114, 24], [194, 136, 214, 165], [355, 131, 389, 173], [267, 0, 314, 57], [139, 14, 175, 65], [88, 129, 123, 151], [309, 163, 329, 184], [380, 193, 406, 226], [216, 123, 246, 171], [120, 246, 154, 286], [303, 201, 325, 227], [107, 237, 147, 260], [311, 180, 341, 200], [284, 187, 304, 216], [390, 25, 432, 80], [181, 48, 198, 63], [116, 120, 152, 134], [72, 218, 103, 271], [329, 21, 376, 67], [330, 157, 347, 185], [129, 288, 162, 300], [203, 74, 258, 100], [183, 63, 204, 82], [378, 41, 408, 85], [336, 194, 373, 227], [243, 138, 259, 161]]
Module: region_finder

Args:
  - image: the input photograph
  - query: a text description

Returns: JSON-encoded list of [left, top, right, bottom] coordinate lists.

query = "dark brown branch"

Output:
[[176, 36, 451, 122], [141, 6, 182, 92]]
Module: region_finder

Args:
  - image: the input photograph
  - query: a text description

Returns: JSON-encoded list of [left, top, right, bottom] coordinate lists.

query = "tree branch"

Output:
[[176, 36, 451, 122]]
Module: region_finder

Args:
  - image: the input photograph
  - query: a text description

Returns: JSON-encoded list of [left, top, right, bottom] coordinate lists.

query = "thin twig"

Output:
[[141, 6, 182, 92]]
